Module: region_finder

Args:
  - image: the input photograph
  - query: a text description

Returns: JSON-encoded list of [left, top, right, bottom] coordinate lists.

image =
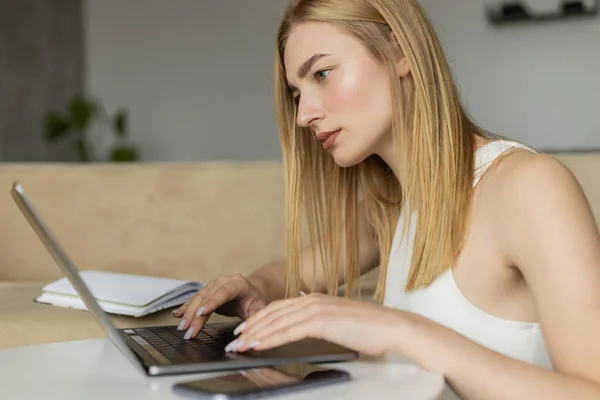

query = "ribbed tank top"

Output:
[[383, 140, 552, 398]]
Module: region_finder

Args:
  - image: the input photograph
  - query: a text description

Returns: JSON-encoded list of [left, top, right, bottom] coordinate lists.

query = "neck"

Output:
[[376, 141, 402, 184], [375, 133, 491, 185]]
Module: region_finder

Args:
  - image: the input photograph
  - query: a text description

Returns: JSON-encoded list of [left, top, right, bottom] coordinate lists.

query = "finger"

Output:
[[236, 298, 307, 340], [176, 281, 215, 330], [234, 296, 306, 336], [179, 297, 211, 335], [174, 279, 216, 319], [172, 298, 192, 318], [234, 292, 323, 335], [235, 313, 320, 352], [231, 302, 322, 352], [200, 275, 250, 315], [178, 281, 221, 333], [182, 312, 212, 340], [182, 276, 249, 338], [243, 296, 267, 319]]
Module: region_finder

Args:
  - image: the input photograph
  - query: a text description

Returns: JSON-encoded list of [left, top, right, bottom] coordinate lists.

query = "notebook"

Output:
[[35, 270, 203, 317]]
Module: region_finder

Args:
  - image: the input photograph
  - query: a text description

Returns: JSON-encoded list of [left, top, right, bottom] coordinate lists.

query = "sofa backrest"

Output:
[[0, 152, 598, 283], [0, 162, 287, 282], [556, 152, 600, 227]]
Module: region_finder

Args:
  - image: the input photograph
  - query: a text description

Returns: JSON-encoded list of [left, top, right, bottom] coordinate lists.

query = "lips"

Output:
[[316, 129, 340, 143], [316, 129, 341, 150]]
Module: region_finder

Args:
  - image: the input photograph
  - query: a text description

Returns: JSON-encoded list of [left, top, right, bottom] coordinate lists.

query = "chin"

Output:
[[330, 147, 368, 168]]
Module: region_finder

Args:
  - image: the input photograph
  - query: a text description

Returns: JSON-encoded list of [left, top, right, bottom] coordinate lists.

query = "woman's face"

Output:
[[284, 21, 398, 167]]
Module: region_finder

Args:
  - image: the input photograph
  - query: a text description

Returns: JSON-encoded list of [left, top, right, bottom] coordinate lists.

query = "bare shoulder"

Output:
[[482, 148, 599, 266], [495, 150, 579, 190], [481, 149, 587, 209], [486, 150, 589, 220], [491, 148, 593, 213]]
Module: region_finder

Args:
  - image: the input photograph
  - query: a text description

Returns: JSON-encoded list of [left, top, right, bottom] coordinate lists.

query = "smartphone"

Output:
[[172, 363, 352, 399]]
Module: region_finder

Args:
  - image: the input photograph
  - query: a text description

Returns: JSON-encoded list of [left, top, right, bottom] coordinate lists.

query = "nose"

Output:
[[296, 93, 325, 128]]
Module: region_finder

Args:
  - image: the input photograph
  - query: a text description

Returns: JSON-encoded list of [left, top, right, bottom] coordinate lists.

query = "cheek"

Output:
[[324, 65, 391, 124], [325, 69, 371, 114]]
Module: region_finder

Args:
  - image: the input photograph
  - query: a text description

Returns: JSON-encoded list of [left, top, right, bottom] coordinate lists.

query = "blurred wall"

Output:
[[0, 0, 83, 161], [84, 0, 289, 162], [3, 0, 598, 162], [420, 0, 600, 152], [85, 0, 600, 162]]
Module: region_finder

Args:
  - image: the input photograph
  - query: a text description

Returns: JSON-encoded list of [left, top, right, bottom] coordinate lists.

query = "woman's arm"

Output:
[[248, 200, 380, 303], [391, 153, 600, 399], [393, 311, 600, 399], [229, 152, 600, 398]]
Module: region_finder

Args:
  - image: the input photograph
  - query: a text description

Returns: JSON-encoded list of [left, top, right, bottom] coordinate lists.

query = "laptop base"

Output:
[[121, 321, 358, 376]]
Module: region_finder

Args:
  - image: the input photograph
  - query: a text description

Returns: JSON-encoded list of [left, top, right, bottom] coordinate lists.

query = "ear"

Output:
[[387, 28, 410, 78], [395, 57, 410, 78]]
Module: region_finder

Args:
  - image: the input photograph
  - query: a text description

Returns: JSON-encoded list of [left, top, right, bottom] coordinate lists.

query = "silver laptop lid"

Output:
[[10, 182, 146, 374]]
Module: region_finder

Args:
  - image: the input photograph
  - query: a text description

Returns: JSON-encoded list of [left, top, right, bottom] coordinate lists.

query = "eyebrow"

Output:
[[288, 53, 331, 91]]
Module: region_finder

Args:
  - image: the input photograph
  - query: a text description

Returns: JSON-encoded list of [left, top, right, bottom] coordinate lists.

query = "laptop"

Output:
[[10, 182, 358, 376]]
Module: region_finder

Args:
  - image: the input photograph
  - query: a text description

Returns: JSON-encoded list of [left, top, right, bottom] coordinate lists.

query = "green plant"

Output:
[[44, 96, 140, 162]]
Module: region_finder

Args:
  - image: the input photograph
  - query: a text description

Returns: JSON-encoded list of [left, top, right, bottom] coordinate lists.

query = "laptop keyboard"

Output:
[[128, 324, 236, 363]]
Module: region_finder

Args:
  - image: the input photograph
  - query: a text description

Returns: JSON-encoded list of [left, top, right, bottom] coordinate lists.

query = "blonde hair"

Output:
[[274, 0, 487, 302]]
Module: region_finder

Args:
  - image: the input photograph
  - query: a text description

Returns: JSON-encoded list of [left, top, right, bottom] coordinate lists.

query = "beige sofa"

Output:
[[1, 152, 599, 350]]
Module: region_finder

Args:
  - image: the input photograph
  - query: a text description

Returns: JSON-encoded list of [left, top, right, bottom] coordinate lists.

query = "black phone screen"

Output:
[[173, 363, 351, 398]]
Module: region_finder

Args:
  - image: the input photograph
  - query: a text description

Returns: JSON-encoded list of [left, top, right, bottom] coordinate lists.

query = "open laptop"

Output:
[[10, 182, 358, 376]]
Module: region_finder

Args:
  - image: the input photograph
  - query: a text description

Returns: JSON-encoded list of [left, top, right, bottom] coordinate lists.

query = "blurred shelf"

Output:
[[487, 0, 599, 26]]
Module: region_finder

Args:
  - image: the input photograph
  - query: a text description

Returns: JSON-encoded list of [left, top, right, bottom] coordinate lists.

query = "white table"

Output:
[[0, 338, 446, 399]]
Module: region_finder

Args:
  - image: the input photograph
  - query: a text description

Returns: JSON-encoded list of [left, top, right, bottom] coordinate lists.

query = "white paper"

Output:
[[35, 289, 198, 317], [41, 270, 202, 307]]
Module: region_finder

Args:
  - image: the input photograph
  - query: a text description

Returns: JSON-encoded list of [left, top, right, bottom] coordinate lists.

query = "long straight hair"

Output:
[[274, 0, 486, 302]]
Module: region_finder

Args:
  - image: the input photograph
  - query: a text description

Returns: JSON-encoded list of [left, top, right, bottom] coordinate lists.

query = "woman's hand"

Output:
[[172, 274, 267, 340], [226, 293, 401, 356]]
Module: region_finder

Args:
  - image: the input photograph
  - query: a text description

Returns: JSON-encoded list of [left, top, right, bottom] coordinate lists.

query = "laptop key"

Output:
[[135, 325, 233, 363]]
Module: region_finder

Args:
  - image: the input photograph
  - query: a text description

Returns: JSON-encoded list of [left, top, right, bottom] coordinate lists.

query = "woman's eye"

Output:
[[290, 69, 331, 104], [315, 69, 331, 82]]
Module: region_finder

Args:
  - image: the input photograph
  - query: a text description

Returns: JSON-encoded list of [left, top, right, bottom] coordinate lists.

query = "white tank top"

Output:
[[383, 140, 552, 397]]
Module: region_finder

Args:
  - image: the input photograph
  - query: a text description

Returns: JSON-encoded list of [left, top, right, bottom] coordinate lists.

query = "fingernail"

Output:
[[248, 341, 260, 349], [183, 327, 194, 340], [196, 306, 206, 316], [234, 322, 246, 336], [225, 339, 238, 352], [233, 340, 245, 351], [177, 319, 187, 331], [299, 291, 307, 296], [172, 308, 179, 315], [240, 370, 247, 376]]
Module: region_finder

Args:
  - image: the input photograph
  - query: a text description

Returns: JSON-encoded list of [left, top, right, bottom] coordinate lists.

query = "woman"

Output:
[[173, 0, 600, 398]]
